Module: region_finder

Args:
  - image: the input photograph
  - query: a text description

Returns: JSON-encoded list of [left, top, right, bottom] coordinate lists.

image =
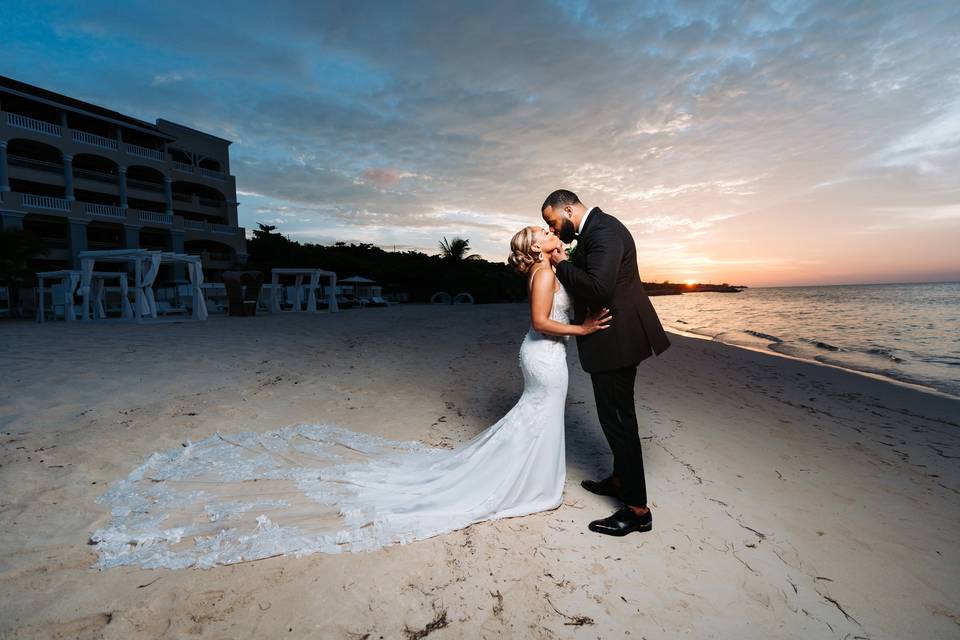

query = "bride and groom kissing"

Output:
[[90, 189, 672, 569], [508, 189, 671, 537]]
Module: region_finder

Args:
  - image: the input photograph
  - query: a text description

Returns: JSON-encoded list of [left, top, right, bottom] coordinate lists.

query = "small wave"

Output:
[[866, 347, 903, 363], [921, 357, 960, 367], [744, 330, 782, 343], [802, 338, 842, 352]]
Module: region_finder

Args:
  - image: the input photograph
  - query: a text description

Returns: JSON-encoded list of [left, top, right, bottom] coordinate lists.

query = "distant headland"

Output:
[[642, 281, 748, 296]]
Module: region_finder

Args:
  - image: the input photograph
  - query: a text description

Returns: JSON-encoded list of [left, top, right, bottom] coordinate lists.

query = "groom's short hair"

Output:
[[541, 189, 581, 212]]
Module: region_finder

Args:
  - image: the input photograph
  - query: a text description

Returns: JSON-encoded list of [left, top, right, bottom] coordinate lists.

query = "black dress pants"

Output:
[[589, 364, 647, 506]]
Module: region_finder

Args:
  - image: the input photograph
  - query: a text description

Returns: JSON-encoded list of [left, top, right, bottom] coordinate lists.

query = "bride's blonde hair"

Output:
[[508, 226, 544, 274]]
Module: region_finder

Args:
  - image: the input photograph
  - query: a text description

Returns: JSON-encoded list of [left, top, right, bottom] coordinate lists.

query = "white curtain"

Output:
[[79, 258, 95, 320], [119, 276, 133, 319], [307, 271, 320, 312], [66, 271, 80, 321], [328, 272, 339, 313], [139, 253, 162, 318], [187, 260, 208, 321], [293, 274, 304, 312], [90, 277, 106, 319], [270, 273, 281, 313]]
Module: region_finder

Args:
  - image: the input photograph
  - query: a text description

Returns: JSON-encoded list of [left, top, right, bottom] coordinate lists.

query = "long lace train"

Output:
[[90, 284, 572, 569]]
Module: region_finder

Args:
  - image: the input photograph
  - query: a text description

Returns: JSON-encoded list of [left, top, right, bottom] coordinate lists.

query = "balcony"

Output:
[[72, 130, 119, 151], [84, 203, 125, 220], [125, 177, 165, 193], [21, 193, 71, 211], [125, 143, 165, 162], [197, 166, 227, 181], [74, 167, 119, 185], [170, 193, 227, 216], [137, 210, 172, 225], [172, 160, 228, 182], [7, 154, 64, 175], [6, 113, 62, 138]]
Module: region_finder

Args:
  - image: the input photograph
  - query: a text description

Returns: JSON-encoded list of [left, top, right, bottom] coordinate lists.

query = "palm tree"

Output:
[[438, 236, 481, 261]]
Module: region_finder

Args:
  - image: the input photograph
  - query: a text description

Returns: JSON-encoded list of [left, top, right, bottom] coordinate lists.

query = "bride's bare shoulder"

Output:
[[528, 266, 559, 296]]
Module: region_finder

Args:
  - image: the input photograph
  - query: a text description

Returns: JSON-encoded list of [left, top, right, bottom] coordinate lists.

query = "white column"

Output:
[[63, 154, 74, 201]]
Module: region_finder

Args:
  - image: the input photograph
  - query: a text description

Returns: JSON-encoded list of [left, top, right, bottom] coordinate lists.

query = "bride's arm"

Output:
[[530, 267, 611, 337]]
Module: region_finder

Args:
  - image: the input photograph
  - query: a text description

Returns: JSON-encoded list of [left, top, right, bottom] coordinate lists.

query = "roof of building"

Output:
[[156, 118, 233, 145], [340, 276, 378, 283], [0, 75, 175, 140]]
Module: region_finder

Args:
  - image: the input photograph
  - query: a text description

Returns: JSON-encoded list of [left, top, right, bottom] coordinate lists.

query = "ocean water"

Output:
[[648, 282, 960, 397]]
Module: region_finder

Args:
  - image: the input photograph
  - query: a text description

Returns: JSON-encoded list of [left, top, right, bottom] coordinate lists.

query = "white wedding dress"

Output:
[[91, 283, 573, 569]]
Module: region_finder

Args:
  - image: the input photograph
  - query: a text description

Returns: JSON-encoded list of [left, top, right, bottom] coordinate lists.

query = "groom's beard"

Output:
[[558, 217, 577, 244]]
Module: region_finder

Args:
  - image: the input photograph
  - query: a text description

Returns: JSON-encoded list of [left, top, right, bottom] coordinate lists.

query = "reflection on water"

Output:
[[649, 282, 960, 397]]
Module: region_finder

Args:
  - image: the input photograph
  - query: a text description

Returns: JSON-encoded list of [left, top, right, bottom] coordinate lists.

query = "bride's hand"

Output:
[[580, 307, 612, 335]]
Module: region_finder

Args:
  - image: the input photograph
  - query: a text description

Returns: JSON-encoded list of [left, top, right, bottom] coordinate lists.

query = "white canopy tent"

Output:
[[269, 268, 339, 313], [77, 249, 208, 322]]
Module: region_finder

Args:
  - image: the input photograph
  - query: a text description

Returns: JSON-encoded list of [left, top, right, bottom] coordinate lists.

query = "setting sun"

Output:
[[685, 279, 696, 286]]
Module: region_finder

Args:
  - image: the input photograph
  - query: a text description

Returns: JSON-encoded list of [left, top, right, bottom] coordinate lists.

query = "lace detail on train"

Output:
[[90, 284, 574, 569]]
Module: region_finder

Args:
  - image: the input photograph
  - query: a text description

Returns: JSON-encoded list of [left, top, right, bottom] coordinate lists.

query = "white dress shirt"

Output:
[[578, 206, 597, 234]]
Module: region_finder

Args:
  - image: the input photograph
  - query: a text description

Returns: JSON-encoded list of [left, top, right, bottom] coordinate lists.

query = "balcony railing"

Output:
[[84, 203, 125, 219], [21, 193, 70, 211], [74, 167, 118, 184], [212, 223, 235, 234], [197, 166, 227, 181], [7, 154, 64, 174], [125, 143, 165, 162], [6, 113, 62, 138], [137, 210, 172, 225], [72, 130, 119, 151], [171, 160, 228, 181], [183, 220, 205, 230], [126, 177, 164, 192]]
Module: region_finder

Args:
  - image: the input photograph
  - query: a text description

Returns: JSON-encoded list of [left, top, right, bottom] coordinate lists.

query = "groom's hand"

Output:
[[549, 248, 567, 266]]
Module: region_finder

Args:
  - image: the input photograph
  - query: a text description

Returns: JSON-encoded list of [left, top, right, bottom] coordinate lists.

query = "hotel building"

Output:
[[0, 75, 247, 281]]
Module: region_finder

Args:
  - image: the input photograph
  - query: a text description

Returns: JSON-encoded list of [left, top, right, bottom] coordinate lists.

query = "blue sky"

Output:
[[3, 0, 959, 286]]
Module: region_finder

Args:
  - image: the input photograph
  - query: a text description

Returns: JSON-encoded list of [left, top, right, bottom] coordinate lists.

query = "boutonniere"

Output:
[[565, 239, 578, 259]]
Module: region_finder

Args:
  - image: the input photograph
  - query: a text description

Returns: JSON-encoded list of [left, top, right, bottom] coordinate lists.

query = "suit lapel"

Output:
[[574, 207, 600, 267], [578, 207, 601, 242]]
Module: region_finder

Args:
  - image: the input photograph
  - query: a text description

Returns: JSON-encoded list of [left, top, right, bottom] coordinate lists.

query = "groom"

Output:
[[543, 189, 671, 536]]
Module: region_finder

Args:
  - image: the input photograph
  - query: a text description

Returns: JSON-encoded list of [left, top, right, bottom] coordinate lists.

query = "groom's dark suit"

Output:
[[555, 207, 670, 506]]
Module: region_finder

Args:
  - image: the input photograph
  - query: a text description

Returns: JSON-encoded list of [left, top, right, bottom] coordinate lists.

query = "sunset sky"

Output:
[[4, 1, 959, 287]]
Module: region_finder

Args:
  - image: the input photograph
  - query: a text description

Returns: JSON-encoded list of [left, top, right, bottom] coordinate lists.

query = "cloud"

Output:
[[5, 0, 959, 285]]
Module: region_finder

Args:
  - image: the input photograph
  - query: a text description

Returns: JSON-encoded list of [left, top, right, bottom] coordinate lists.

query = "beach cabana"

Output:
[[36, 270, 81, 322], [269, 268, 339, 313], [37, 270, 137, 322], [340, 276, 382, 304], [77, 249, 208, 322]]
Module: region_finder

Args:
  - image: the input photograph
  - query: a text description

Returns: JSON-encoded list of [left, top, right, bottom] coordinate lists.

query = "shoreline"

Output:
[[662, 325, 959, 400]]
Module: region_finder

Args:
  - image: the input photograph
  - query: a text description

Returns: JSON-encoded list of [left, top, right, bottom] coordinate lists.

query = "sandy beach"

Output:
[[1, 303, 958, 639]]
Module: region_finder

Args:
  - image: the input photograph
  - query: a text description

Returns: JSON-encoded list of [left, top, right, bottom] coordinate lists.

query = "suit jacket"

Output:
[[555, 207, 671, 373]]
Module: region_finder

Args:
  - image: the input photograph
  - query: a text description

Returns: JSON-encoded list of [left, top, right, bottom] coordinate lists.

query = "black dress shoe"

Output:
[[581, 475, 623, 498], [588, 507, 653, 536]]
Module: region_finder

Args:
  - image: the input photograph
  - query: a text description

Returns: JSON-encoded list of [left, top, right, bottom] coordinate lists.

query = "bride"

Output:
[[90, 226, 612, 569]]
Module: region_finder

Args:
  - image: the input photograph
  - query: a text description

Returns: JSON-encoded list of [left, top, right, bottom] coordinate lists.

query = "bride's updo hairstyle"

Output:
[[508, 226, 543, 274]]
